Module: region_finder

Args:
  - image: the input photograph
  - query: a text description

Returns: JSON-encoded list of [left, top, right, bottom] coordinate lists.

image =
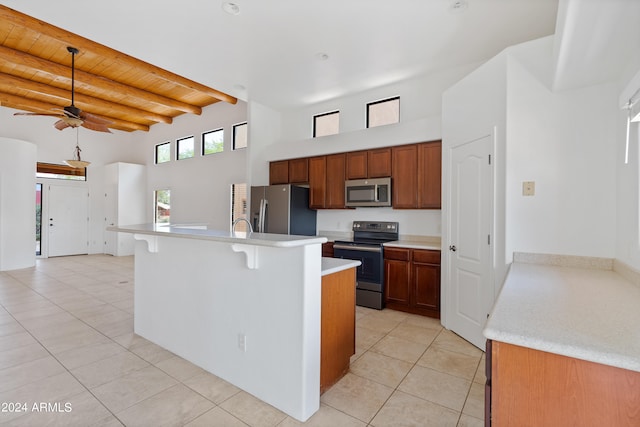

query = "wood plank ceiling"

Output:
[[0, 5, 237, 132]]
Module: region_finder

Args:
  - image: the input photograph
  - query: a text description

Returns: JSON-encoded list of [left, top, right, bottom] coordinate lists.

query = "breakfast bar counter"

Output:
[[108, 223, 331, 422]]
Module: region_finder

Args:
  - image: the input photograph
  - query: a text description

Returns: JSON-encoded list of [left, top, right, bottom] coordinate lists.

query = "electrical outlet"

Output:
[[522, 181, 535, 196], [237, 333, 246, 352]]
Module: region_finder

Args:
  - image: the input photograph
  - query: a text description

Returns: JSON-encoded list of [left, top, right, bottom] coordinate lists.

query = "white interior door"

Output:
[[48, 184, 88, 257], [447, 135, 493, 349]]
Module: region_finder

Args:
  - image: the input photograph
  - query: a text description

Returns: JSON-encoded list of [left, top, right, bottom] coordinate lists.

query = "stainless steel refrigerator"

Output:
[[250, 184, 317, 235]]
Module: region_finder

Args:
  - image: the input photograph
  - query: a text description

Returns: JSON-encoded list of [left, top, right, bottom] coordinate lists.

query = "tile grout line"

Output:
[[0, 286, 123, 425], [5, 258, 250, 426]]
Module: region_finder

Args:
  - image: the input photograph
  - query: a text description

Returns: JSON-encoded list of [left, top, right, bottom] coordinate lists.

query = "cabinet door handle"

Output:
[[449, 245, 457, 252]]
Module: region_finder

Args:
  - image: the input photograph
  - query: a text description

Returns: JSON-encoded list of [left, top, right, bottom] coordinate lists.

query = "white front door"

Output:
[[447, 134, 494, 349], [48, 185, 88, 257]]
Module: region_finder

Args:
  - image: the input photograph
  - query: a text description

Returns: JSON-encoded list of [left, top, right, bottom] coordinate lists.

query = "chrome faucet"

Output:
[[232, 217, 254, 233]]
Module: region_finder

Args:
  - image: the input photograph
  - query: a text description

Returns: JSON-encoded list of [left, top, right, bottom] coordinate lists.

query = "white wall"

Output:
[[262, 64, 480, 237], [442, 50, 508, 293], [506, 42, 618, 259], [616, 62, 640, 271], [0, 138, 37, 270], [0, 107, 146, 255], [137, 101, 248, 229], [247, 101, 282, 186], [443, 34, 624, 292]]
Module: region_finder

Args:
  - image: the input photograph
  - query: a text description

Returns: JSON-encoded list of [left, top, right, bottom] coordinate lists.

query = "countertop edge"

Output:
[[383, 241, 441, 251], [108, 224, 327, 248], [482, 328, 640, 373], [321, 258, 361, 276]]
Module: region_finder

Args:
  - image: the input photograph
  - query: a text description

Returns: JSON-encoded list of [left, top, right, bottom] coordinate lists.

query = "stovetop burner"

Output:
[[347, 220, 399, 244]]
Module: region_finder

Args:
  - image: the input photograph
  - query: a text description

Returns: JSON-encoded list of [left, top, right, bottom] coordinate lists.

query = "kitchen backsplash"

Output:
[[316, 208, 441, 237]]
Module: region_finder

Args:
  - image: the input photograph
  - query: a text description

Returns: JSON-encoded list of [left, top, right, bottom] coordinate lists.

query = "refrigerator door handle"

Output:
[[257, 199, 262, 232], [261, 199, 268, 232]]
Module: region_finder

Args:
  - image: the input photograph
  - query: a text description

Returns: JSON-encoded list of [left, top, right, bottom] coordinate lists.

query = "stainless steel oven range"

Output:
[[333, 221, 399, 309]]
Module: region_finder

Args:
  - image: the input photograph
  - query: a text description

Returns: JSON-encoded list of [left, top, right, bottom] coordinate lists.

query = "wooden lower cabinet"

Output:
[[320, 267, 356, 394], [488, 340, 640, 426], [384, 247, 440, 318], [321, 242, 334, 257]]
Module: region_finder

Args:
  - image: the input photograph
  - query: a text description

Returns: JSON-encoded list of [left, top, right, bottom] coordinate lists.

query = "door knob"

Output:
[[449, 245, 457, 252]]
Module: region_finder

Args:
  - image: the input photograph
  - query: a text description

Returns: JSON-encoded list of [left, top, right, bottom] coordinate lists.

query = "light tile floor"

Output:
[[0, 255, 485, 426]]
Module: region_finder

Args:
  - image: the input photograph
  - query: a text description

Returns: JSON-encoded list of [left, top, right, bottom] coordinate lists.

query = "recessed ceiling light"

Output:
[[222, 2, 240, 15], [315, 52, 329, 61], [450, 0, 468, 12]]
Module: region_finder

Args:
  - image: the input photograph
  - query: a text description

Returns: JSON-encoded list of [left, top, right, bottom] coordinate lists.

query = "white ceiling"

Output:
[[553, 0, 640, 93], [3, 0, 560, 111]]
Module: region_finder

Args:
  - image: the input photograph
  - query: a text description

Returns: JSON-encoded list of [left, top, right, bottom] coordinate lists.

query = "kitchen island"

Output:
[[483, 261, 640, 426], [108, 223, 359, 422]]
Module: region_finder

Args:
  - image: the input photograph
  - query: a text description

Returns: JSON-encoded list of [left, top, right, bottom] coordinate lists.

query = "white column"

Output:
[[0, 137, 37, 271]]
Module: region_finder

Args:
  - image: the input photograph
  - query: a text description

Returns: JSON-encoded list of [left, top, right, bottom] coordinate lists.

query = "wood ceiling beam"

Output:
[[0, 45, 203, 115], [0, 91, 149, 132], [0, 5, 237, 105], [0, 72, 173, 125]]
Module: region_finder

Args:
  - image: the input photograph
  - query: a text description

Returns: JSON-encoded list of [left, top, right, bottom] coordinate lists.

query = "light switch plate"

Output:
[[523, 181, 535, 196]]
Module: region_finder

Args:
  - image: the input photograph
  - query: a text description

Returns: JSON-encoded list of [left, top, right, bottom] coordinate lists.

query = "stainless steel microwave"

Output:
[[345, 177, 392, 207]]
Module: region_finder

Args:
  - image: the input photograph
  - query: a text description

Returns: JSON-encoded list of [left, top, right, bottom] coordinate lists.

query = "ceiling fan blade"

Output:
[[14, 112, 65, 118], [54, 119, 71, 131], [80, 111, 112, 125], [81, 120, 112, 133]]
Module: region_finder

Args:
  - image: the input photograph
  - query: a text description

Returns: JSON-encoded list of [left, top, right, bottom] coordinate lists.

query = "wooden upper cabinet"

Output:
[[288, 158, 309, 184], [270, 140, 439, 209], [368, 148, 392, 178], [308, 156, 327, 209], [417, 141, 442, 209], [326, 153, 346, 209], [392, 144, 418, 208], [269, 160, 289, 185], [346, 151, 368, 180], [346, 148, 391, 179]]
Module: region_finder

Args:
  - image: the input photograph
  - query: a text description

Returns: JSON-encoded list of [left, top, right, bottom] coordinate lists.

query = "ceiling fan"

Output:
[[14, 46, 112, 133]]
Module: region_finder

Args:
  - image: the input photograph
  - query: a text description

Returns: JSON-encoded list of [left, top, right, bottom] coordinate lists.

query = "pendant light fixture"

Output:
[[64, 128, 90, 168]]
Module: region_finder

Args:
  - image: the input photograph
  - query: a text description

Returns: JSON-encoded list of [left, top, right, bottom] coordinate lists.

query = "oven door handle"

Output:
[[333, 244, 382, 253]]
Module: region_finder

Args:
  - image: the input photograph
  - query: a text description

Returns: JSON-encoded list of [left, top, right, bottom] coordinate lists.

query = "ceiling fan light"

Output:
[[65, 128, 90, 168], [64, 117, 84, 127], [64, 159, 90, 168]]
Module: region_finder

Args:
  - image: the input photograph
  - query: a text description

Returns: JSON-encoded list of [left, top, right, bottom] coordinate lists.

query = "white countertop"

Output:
[[384, 239, 441, 251], [108, 223, 327, 248], [484, 262, 640, 373], [321, 257, 361, 276]]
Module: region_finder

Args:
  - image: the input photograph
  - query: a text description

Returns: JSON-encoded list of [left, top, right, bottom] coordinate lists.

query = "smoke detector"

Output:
[[222, 2, 240, 15]]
